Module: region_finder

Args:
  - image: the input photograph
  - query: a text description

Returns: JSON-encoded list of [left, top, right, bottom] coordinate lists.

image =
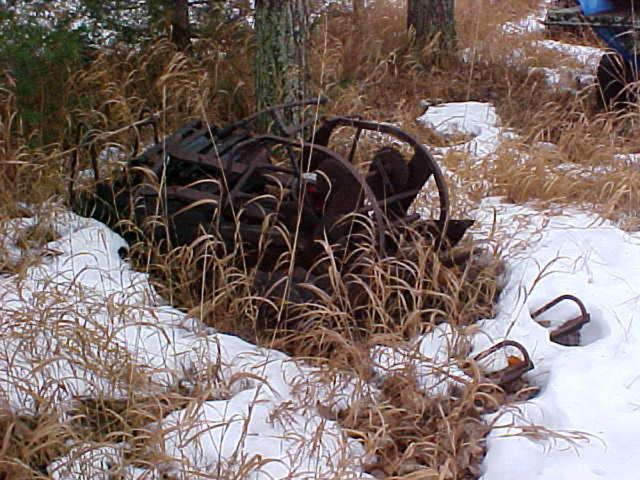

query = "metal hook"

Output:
[[474, 340, 534, 386], [531, 294, 590, 346]]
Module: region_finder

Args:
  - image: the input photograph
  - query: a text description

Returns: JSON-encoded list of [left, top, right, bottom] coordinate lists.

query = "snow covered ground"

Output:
[[0, 207, 368, 479], [417, 88, 640, 478], [531, 39, 603, 90], [476, 200, 640, 480], [418, 101, 502, 159], [496, 1, 605, 92]]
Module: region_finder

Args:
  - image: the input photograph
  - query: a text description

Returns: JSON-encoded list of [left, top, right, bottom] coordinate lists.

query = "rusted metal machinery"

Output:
[[474, 340, 534, 387], [544, 0, 640, 107], [531, 294, 591, 346], [70, 100, 548, 392], [70, 99, 472, 272], [467, 294, 591, 396]]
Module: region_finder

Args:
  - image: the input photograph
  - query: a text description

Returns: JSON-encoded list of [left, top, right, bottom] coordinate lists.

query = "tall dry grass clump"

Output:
[[0, 83, 62, 214], [0, 24, 510, 477]]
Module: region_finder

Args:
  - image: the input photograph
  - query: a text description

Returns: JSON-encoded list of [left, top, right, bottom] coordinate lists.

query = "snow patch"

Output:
[[502, 13, 545, 35], [474, 199, 640, 480], [0, 209, 368, 478], [535, 40, 604, 67], [371, 324, 469, 396], [531, 66, 595, 91], [418, 101, 502, 158]]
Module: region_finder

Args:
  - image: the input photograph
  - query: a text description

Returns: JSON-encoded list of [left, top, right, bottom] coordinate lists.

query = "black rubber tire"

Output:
[[596, 52, 635, 109]]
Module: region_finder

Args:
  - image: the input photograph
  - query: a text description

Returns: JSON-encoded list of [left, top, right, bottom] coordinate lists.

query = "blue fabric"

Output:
[[578, 0, 638, 67], [595, 26, 638, 65], [578, 0, 617, 15]]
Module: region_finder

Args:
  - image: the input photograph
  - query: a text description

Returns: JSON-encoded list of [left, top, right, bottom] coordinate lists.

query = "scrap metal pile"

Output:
[[68, 99, 593, 393], [70, 99, 471, 273]]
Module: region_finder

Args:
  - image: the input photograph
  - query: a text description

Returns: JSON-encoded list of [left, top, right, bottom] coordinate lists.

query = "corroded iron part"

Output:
[[544, 5, 640, 42], [531, 294, 591, 346], [474, 340, 534, 387], [70, 98, 472, 278], [310, 116, 450, 229]]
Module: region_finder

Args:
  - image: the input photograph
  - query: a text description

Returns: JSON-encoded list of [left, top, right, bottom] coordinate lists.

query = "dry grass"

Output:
[[2, 0, 640, 478], [310, 0, 640, 229]]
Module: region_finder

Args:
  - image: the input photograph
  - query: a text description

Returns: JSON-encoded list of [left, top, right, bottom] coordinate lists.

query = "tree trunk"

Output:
[[254, 0, 310, 132], [160, 0, 191, 50], [353, 0, 365, 22], [407, 0, 456, 56]]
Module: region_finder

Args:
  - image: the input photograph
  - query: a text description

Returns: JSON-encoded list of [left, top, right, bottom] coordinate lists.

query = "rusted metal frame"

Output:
[[153, 135, 249, 184], [546, 19, 640, 28], [217, 132, 251, 159], [347, 127, 363, 164], [158, 139, 298, 223], [234, 145, 303, 211], [543, 7, 640, 30], [162, 146, 240, 176], [230, 163, 296, 196], [474, 340, 534, 386], [145, 155, 242, 222], [258, 168, 307, 193], [531, 294, 588, 319], [271, 107, 325, 138], [131, 107, 160, 158], [150, 143, 297, 220], [218, 140, 305, 212], [230, 192, 309, 227], [311, 116, 450, 228], [531, 294, 590, 344], [388, 212, 421, 227], [374, 156, 398, 198], [272, 109, 294, 137], [550, 316, 590, 343], [148, 143, 183, 181], [356, 188, 420, 216], [134, 185, 221, 235], [135, 120, 202, 164], [261, 117, 302, 187], [226, 140, 298, 208], [164, 131, 260, 178], [216, 221, 289, 248], [179, 127, 216, 154], [140, 121, 208, 179], [284, 143, 301, 181], [159, 186, 220, 205], [149, 126, 219, 182], [289, 116, 325, 138], [226, 134, 389, 254], [227, 162, 260, 207]]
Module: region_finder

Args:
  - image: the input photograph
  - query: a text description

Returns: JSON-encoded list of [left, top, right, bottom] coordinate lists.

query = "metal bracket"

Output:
[[531, 294, 590, 346]]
